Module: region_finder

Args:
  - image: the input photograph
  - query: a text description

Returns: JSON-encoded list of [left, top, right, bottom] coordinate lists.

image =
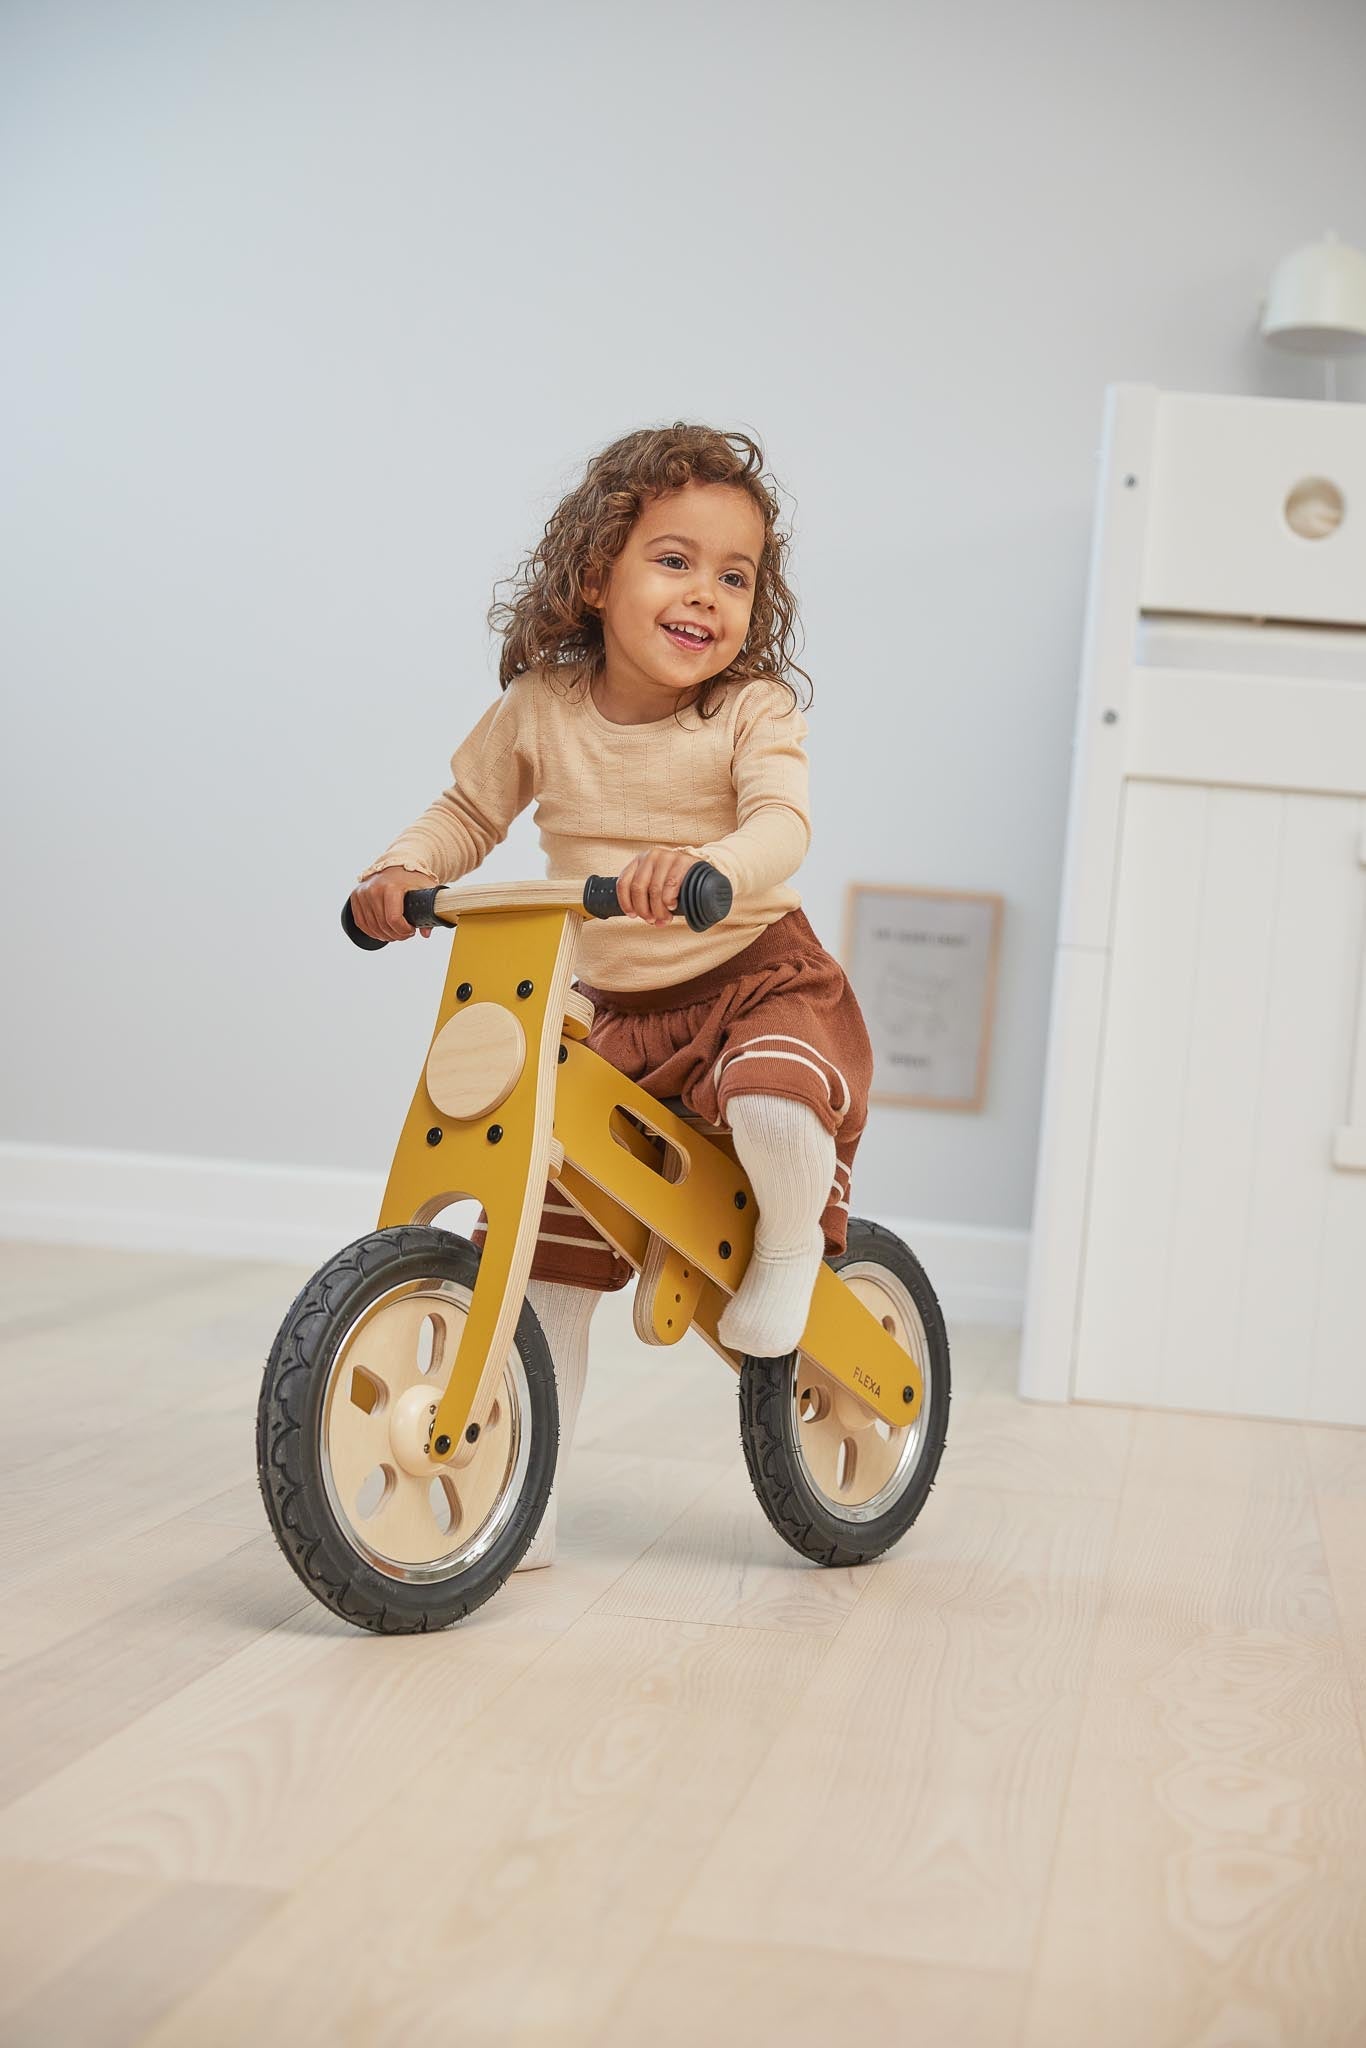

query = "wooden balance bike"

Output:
[[257, 863, 950, 1632]]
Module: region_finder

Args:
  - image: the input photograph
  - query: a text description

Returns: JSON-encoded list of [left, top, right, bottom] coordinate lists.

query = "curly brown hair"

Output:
[[488, 423, 810, 719]]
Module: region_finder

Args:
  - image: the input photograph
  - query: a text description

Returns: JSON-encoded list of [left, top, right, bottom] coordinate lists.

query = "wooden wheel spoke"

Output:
[[795, 1363, 846, 1497], [856, 1416, 906, 1493], [361, 1468, 454, 1566], [351, 1295, 457, 1404], [326, 1386, 393, 1511]]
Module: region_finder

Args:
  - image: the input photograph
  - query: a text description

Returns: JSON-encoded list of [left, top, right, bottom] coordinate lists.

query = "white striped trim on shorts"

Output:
[[712, 1033, 851, 1119]]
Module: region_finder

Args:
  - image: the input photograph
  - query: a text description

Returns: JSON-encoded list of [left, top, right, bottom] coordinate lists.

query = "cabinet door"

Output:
[[1074, 781, 1366, 1423]]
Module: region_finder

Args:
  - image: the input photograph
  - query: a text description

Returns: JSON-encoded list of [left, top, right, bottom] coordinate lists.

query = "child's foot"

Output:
[[718, 1228, 825, 1358], [515, 1499, 556, 1571]]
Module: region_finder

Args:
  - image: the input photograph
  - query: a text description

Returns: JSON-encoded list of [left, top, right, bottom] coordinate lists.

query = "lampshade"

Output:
[[1260, 233, 1366, 356]]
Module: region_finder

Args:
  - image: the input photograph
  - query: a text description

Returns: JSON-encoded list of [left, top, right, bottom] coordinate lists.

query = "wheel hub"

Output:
[[389, 1382, 440, 1477], [319, 1277, 528, 1579]]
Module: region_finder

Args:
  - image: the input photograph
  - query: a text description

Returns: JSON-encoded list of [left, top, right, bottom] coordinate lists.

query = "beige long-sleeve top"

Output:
[[358, 666, 811, 991]]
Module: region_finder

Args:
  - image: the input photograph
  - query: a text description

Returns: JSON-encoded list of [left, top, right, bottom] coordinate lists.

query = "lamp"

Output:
[[1260, 232, 1366, 397]]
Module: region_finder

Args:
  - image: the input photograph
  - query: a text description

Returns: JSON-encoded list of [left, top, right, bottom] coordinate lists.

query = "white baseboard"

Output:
[[0, 1141, 385, 1267], [0, 1141, 1026, 1326], [876, 1217, 1028, 1329]]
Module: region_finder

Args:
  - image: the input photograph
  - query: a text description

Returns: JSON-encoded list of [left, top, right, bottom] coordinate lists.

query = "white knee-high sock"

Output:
[[515, 1279, 600, 1571], [717, 1094, 836, 1359]]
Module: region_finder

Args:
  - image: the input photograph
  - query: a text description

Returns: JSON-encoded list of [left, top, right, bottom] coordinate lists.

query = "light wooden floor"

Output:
[[1, 1243, 1365, 2048]]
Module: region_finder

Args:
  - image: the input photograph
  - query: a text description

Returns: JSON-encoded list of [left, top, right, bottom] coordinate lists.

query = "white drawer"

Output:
[[1126, 665, 1366, 797]]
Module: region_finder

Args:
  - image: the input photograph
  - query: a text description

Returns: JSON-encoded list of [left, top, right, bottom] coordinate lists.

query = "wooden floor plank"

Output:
[[2, 1410, 274, 1592], [946, 1384, 1133, 1499], [0, 1871, 280, 2048], [1308, 1424, 1366, 1733], [0, 1857, 167, 2025], [0, 1512, 266, 1664], [0, 1535, 311, 1810], [0, 1260, 298, 1479], [1021, 1404, 1366, 2048], [0, 1243, 262, 1337], [669, 1483, 1117, 1973], [133, 1615, 829, 2048], [3, 1246, 1364, 2045], [592, 1456, 878, 1635], [1317, 1496, 1366, 1734], [1020, 1615, 1366, 2048], [0, 1450, 718, 1885], [572, 1316, 744, 1468], [596, 1933, 1028, 2048], [946, 1321, 1025, 1399], [1304, 1418, 1366, 1503], [1103, 1411, 1338, 1637]]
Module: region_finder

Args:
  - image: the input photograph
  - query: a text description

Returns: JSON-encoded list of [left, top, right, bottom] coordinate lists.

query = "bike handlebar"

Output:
[[341, 861, 734, 951]]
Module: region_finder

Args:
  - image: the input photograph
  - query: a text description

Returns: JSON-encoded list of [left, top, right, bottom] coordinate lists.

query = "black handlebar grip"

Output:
[[582, 860, 733, 933], [341, 898, 385, 950], [341, 888, 447, 950], [402, 888, 445, 931], [579, 875, 625, 921], [676, 862, 733, 931]]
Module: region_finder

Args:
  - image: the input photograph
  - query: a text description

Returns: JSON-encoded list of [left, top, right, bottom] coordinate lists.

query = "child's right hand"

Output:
[[348, 867, 439, 944]]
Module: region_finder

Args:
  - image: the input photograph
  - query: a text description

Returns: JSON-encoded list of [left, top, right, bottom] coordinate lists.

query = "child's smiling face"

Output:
[[591, 481, 766, 718]]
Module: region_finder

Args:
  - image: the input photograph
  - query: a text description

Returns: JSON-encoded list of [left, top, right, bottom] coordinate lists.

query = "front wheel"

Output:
[[257, 1226, 557, 1632], [737, 1216, 950, 1567]]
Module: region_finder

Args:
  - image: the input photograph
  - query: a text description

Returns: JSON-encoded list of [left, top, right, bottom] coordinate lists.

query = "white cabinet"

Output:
[[1022, 387, 1366, 1424]]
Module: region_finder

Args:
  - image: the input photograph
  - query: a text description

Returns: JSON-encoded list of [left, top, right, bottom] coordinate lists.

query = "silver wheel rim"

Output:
[[319, 1276, 532, 1584], [791, 1259, 932, 1525]]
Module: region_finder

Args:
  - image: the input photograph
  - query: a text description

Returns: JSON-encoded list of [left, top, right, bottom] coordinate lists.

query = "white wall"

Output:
[[4, 0, 1365, 1247]]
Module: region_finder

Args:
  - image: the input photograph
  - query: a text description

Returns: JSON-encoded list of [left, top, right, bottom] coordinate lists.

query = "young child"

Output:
[[349, 423, 874, 1566]]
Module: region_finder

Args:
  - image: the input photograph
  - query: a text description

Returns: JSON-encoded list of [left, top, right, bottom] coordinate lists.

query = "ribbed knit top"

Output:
[[358, 667, 811, 991]]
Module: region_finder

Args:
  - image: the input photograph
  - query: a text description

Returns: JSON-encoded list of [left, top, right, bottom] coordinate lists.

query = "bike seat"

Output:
[[656, 1094, 729, 1136]]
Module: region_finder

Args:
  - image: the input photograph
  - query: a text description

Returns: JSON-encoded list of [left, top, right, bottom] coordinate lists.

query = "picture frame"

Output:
[[841, 884, 1003, 1112]]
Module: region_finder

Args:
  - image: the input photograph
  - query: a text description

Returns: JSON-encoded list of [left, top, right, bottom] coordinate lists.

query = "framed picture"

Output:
[[842, 885, 1003, 1111]]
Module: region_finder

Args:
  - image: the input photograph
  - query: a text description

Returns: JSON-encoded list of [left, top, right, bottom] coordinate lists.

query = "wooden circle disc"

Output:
[[425, 1004, 527, 1122]]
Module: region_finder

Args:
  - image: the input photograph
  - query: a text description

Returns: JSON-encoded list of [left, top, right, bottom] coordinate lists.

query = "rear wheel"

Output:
[[257, 1227, 556, 1632], [737, 1216, 950, 1566]]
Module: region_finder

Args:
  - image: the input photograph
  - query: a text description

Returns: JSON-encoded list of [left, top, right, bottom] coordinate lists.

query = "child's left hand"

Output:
[[616, 847, 705, 925]]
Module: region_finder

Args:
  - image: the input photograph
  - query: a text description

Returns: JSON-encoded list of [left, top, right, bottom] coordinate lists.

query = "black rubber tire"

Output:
[[737, 1216, 951, 1567], [256, 1226, 557, 1633]]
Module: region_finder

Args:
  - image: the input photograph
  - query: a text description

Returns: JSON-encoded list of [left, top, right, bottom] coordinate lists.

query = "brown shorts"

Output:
[[474, 909, 874, 1293]]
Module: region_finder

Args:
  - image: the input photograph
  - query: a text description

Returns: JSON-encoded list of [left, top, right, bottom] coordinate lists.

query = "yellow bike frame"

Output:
[[376, 883, 924, 1473]]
